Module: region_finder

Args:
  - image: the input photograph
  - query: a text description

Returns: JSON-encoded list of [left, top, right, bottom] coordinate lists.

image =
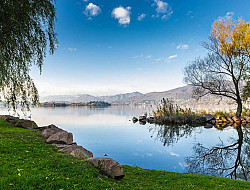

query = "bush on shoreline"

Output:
[[152, 98, 206, 125]]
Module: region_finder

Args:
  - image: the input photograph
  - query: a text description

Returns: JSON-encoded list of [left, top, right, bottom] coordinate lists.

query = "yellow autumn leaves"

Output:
[[212, 18, 250, 58]]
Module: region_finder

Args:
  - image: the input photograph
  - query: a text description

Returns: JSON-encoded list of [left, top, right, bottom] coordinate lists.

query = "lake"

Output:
[[0, 106, 249, 181]]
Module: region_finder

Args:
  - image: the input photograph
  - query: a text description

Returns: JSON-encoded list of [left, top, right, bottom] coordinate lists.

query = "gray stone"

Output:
[[203, 114, 214, 122], [41, 128, 55, 138], [46, 131, 73, 144], [59, 144, 93, 159], [139, 116, 146, 121], [87, 157, 125, 179], [0, 115, 19, 124], [132, 117, 138, 123], [15, 119, 38, 129]]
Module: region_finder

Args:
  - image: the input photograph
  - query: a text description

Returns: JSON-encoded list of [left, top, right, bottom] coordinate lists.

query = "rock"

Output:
[[210, 119, 216, 124], [87, 157, 125, 179], [46, 131, 73, 144], [59, 144, 93, 159], [232, 116, 241, 124], [52, 143, 77, 148], [204, 123, 213, 129], [243, 116, 250, 123], [70, 149, 91, 159], [226, 117, 234, 124], [41, 128, 55, 138], [147, 117, 155, 123], [244, 123, 250, 128], [15, 119, 38, 129], [241, 117, 247, 124], [132, 117, 138, 123], [0, 115, 19, 124], [41, 124, 67, 138], [139, 121, 146, 125], [139, 116, 146, 121], [203, 114, 214, 122]]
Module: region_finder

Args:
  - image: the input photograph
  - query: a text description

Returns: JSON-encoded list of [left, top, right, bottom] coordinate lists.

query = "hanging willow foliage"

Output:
[[0, 0, 57, 112]]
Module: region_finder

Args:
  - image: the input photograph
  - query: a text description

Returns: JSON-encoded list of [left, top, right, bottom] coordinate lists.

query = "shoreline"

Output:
[[0, 117, 249, 189]]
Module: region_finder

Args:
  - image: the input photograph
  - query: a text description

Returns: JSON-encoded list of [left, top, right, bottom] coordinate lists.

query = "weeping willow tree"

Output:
[[0, 0, 57, 112]]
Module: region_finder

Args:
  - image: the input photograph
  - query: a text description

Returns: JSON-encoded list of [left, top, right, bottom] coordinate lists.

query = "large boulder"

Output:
[[0, 115, 19, 124], [46, 131, 73, 144], [15, 119, 38, 129], [87, 157, 125, 179], [41, 128, 55, 138], [203, 114, 214, 122], [59, 144, 93, 159]]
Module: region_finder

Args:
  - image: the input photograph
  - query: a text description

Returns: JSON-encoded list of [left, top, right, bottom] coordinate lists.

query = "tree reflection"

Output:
[[186, 125, 249, 181], [148, 124, 200, 146]]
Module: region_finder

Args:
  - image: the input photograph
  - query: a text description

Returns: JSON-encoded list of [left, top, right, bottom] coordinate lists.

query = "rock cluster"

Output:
[[1, 115, 125, 179], [204, 114, 250, 125], [132, 114, 250, 128]]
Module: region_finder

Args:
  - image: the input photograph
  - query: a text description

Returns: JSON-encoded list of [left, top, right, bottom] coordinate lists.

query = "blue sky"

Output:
[[31, 0, 250, 96]]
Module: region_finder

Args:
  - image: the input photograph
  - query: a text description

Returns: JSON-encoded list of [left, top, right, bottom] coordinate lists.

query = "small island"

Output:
[[39, 101, 111, 108]]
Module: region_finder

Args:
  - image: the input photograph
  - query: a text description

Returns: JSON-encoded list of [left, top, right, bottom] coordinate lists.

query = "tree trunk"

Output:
[[236, 98, 242, 117]]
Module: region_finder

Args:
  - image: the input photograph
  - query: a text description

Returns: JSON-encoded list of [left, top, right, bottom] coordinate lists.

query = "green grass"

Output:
[[0, 119, 249, 190]]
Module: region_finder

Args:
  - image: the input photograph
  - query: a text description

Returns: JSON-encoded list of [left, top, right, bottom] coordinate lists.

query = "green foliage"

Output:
[[242, 107, 250, 116], [242, 80, 250, 101], [0, 0, 57, 112], [214, 111, 228, 118], [153, 98, 205, 125], [0, 119, 249, 189]]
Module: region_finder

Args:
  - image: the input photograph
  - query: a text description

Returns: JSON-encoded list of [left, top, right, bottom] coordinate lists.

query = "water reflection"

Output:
[[148, 124, 201, 147], [185, 125, 249, 181]]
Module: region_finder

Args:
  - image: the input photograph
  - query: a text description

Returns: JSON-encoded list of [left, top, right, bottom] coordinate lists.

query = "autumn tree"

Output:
[[0, 0, 57, 112], [184, 18, 250, 117]]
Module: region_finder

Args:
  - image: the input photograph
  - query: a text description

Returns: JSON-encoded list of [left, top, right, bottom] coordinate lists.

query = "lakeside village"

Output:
[[39, 101, 111, 107]]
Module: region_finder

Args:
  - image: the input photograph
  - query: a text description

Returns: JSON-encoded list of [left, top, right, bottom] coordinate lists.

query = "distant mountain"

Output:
[[113, 85, 194, 105], [113, 85, 235, 106], [40, 92, 142, 103], [40, 86, 235, 106]]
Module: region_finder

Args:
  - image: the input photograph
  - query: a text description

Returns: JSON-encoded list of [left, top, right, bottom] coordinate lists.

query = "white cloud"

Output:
[[83, 0, 88, 2], [137, 13, 146, 21], [83, 3, 101, 19], [152, 0, 173, 20], [168, 54, 177, 59], [218, 12, 235, 20], [67, 48, 77, 52], [169, 151, 179, 157], [133, 54, 152, 59], [112, 6, 131, 25], [176, 44, 189, 50]]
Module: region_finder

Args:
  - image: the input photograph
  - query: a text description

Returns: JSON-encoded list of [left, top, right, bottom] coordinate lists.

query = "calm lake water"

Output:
[[1, 106, 249, 180]]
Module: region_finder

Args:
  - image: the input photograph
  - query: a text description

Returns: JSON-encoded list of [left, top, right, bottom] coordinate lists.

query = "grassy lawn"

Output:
[[0, 119, 249, 190]]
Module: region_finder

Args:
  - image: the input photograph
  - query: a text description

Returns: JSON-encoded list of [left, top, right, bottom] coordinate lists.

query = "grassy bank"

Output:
[[0, 119, 249, 189]]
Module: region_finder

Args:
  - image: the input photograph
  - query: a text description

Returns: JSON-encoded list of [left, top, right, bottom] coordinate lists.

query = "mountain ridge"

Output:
[[40, 85, 235, 105]]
